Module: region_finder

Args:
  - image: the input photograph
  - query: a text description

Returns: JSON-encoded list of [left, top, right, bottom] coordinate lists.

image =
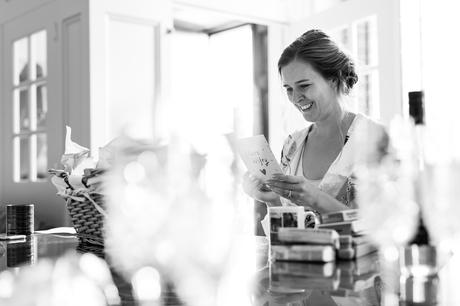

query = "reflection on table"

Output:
[[253, 252, 381, 306], [1, 232, 460, 305]]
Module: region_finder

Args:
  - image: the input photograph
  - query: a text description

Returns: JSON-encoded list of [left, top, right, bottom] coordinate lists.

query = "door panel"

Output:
[[2, 2, 65, 228]]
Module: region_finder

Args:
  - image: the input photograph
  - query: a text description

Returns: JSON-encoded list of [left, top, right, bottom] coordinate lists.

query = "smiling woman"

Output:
[[242, 29, 388, 218]]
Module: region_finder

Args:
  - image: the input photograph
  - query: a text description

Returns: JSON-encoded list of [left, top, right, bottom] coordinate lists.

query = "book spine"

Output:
[[277, 228, 339, 248], [271, 245, 335, 262], [321, 209, 359, 224], [271, 261, 336, 277], [318, 220, 364, 236], [318, 224, 352, 236], [351, 235, 369, 246], [338, 248, 355, 260], [271, 274, 340, 290], [354, 243, 378, 258], [339, 235, 352, 249]]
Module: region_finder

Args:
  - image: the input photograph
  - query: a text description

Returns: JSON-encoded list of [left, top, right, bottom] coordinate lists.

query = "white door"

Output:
[[87, 0, 173, 151], [1, 2, 65, 228], [284, 0, 402, 127]]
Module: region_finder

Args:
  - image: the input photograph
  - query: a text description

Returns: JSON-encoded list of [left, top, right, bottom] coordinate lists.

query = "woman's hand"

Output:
[[266, 174, 320, 208], [266, 174, 348, 213], [242, 172, 281, 206]]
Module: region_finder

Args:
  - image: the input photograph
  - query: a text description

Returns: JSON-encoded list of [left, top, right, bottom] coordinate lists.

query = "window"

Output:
[[12, 30, 48, 182], [330, 16, 379, 119]]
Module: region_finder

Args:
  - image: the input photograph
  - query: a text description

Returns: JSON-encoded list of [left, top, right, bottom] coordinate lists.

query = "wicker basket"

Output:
[[50, 168, 106, 246], [65, 190, 105, 246]]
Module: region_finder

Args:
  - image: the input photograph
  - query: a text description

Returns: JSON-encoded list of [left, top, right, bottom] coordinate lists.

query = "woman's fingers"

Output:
[[270, 174, 304, 184], [269, 186, 292, 198], [266, 177, 302, 191]]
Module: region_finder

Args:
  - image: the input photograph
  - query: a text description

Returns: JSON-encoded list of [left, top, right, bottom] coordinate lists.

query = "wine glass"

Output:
[[104, 134, 256, 306], [354, 116, 420, 306]]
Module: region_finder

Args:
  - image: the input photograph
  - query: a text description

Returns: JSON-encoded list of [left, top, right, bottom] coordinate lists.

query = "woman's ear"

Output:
[[329, 78, 340, 92]]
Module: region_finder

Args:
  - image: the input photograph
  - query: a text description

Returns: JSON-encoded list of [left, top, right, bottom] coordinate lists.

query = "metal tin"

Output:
[[6, 204, 34, 235]]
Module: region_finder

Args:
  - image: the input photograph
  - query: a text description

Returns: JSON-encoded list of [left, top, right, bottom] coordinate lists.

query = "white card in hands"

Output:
[[236, 135, 283, 182]]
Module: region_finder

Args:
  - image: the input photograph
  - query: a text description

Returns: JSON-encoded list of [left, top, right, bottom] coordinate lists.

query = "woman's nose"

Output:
[[293, 90, 304, 103]]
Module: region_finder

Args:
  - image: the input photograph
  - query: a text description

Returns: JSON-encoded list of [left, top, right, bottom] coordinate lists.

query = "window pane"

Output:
[[14, 89, 30, 132], [31, 30, 47, 79], [331, 27, 350, 51], [357, 22, 370, 65], [356, 18, 377, 66], [36, 133, 47, 180], [355, 72, 379, 118], [15, 136, 30, 181], [13, 37, 29, 85], [37, 85, 47, 129], [356, 74, 371, 115]]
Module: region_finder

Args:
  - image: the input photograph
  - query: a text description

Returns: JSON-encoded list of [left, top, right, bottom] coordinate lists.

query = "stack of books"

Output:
[[331, 252, 381, 304], [270, 261, 340, 291], [317, 209, 378, 260], [270, 227, 340, 263]]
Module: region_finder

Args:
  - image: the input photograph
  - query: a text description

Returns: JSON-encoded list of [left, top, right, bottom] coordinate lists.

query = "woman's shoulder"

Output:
[[357, 112, 385, 126], [351, 112, 387, 136], [350, 112, 389, 159]]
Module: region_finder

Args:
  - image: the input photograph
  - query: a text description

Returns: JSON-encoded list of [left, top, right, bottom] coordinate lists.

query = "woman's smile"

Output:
[[298, 102, 314, 112]]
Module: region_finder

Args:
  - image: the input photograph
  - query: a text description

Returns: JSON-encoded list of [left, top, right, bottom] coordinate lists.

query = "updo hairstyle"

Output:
[[278, 29, 358, 95]]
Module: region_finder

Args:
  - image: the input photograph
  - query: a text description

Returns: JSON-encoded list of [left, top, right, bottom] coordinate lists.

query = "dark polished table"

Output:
[[1, 233, 459, 305]]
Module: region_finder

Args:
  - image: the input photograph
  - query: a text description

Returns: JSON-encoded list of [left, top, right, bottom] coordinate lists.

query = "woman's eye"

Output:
[[300, 84, 310, 89], [285, 88, 293, 94]]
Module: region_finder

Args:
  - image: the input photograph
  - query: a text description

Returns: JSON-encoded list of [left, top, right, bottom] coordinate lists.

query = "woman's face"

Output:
[[280, 59, 339, 123]]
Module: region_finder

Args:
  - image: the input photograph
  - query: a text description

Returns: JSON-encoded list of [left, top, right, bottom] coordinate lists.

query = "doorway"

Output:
[[170, 13, 269, 235]]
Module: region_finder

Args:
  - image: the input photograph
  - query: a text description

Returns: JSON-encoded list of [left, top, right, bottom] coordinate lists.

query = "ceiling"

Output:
[[173, 6, 246, 34]]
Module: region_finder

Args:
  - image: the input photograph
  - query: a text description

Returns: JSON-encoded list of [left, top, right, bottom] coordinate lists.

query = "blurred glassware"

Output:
[[0, 251, 119, 306], [422, 160, 460, 253], [354, 115, 421, 306], [104, 134, 256, 306], [356, 115, 420, 247], [399, 245, 439, 304]]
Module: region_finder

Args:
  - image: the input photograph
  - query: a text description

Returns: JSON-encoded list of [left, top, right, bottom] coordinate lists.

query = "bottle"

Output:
[[407, 91, 430, 245]]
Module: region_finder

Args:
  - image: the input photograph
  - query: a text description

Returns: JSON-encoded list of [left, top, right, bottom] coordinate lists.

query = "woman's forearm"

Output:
[[265, 197, 282, 207], [310, 190, 349, 214]]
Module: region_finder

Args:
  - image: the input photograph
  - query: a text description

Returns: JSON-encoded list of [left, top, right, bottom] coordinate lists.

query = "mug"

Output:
[[268, 206, 319, 245], [6, 204, 34, 235]]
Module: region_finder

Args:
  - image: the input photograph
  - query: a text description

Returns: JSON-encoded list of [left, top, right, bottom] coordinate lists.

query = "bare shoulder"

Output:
[[350, 113, 389, 159]]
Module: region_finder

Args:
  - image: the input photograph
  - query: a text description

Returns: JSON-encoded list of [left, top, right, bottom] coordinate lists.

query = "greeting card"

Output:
[[236, 135, 282, 181]]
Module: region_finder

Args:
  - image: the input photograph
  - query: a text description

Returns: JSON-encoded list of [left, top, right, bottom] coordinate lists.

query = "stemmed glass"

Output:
[[103, 134, 256, 306], [354, 116, 420, 306], [420, 137, 460, 304]]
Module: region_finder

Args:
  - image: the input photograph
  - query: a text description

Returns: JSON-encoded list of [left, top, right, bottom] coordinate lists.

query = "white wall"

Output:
[[421, 0, 460, 162], [174, 0, 288, 24]]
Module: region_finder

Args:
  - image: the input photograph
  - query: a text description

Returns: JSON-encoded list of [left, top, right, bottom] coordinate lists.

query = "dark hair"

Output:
[[278, 29, 358, 95]]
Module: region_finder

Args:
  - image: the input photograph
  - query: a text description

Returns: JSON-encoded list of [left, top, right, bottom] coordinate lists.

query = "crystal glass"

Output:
[[354, 116, 420, 306], [422, 160, 460, 263], [104, 134, 256, 306]]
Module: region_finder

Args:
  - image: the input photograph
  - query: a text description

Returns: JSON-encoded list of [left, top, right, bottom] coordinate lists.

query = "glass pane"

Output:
[[36, 133, 47, 180], [14, 89, 30, 132], [31, 31, 47, 79], [37, 85, 47, 129], [13, 37, 29, 85], [356, 74, 371, 115], [331, 27, 350, 51], [15, 136, 30, 181], [356, 18, 377, 66], [357, 21, 370, 65]]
